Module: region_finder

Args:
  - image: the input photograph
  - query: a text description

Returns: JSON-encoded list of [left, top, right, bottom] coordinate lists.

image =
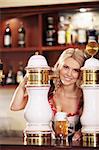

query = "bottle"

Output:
[[16, 61, 26, 84], [57, 16, 65, 45], [87, 28, 97, 43], [45, 16, 56, 46], [87, 18, 97, 43], [77, 28, 87, 44], [96, 30, 99, 43], [6, 65, 15, 85], [65, 16, 72, 44], [4, 23, 12, 47], [18, 22, 25, 47], [0, 59, 4, 84], [71, 29, 78, 44]]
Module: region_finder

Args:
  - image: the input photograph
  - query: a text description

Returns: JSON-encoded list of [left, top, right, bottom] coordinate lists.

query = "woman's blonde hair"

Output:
[[52, 48, 85, 91]]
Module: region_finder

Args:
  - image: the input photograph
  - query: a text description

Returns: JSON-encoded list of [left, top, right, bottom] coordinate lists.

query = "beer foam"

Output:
[[54, 112, 67, 121]]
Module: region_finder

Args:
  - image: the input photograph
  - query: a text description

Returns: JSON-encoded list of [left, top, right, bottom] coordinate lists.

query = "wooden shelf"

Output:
[[0, 47, 39, 52], [0, 1, 99, 73], [0, 44, 86, 52], [42, 44, 85, 51]]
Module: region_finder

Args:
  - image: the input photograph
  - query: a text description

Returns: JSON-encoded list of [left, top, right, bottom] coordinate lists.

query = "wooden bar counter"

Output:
[[0, 136, 99, 150]]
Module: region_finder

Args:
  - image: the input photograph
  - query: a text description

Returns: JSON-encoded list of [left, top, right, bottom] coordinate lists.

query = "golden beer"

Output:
[[85, 41, 98, 57], [54, 120, 68, 139]]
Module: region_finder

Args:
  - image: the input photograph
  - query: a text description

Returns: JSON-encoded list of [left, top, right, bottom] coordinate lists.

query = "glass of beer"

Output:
[[54, 112, 68, 140]]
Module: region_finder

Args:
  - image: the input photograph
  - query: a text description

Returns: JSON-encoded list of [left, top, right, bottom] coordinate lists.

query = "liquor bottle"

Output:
[[6, 65, 15, 85], [87, 18, 97, 42], [65, 16, 72, 44], [4, 23, 12, 47], [45, 16, 56, 46], [96, 30, 99, 43], [18, 22, 25, 47], [71, 29, 78, 44], [87, 27, 97, 43], [77, 28, 87, 44], [0, 59, 4, 85], [0, 59, 3, 81], [16, 61, 26, 84], [57, 16, 65, 45]]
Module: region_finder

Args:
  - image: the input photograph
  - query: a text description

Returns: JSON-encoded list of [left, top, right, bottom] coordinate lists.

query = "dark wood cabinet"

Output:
[[0, 1, 99, 74]]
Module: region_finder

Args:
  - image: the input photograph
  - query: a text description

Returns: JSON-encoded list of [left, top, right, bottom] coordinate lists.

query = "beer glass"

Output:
[[54, 112, 68, 140]]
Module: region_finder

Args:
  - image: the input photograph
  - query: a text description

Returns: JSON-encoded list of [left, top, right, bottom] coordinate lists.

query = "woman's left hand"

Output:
[[72, 130, 82, 141]]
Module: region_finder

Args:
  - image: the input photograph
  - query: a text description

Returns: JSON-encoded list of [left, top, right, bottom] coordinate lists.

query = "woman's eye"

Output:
[[63, 65, 69, 69], [73, 69, 80, 72]]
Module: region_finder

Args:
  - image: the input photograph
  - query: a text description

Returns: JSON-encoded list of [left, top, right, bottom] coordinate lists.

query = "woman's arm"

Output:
[[10, 75, 28, 111]]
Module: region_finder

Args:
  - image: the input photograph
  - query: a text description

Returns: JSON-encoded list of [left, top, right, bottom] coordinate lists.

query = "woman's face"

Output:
[[59, 57, 80, 86]]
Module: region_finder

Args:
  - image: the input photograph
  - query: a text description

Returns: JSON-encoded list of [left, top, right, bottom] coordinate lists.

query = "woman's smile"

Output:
[[61, 75, 74, 85], [64, 76, 73, 81]]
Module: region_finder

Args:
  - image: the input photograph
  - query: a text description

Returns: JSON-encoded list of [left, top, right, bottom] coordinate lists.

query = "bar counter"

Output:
[[0, 136, 99, 150]]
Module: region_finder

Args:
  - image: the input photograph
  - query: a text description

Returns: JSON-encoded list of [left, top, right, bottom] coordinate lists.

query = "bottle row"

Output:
[[44, 16, 99, 46], [3, 16, 99, 48], [4, 22, 25, 48], [1, 61, 26, 85]]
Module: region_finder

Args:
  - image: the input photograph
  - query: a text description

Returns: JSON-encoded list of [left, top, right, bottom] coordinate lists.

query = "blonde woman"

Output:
[[48, 48, 85, 141]]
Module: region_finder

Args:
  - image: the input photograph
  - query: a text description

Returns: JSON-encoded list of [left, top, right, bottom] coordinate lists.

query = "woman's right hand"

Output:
[[19, 74, 28, 90]]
